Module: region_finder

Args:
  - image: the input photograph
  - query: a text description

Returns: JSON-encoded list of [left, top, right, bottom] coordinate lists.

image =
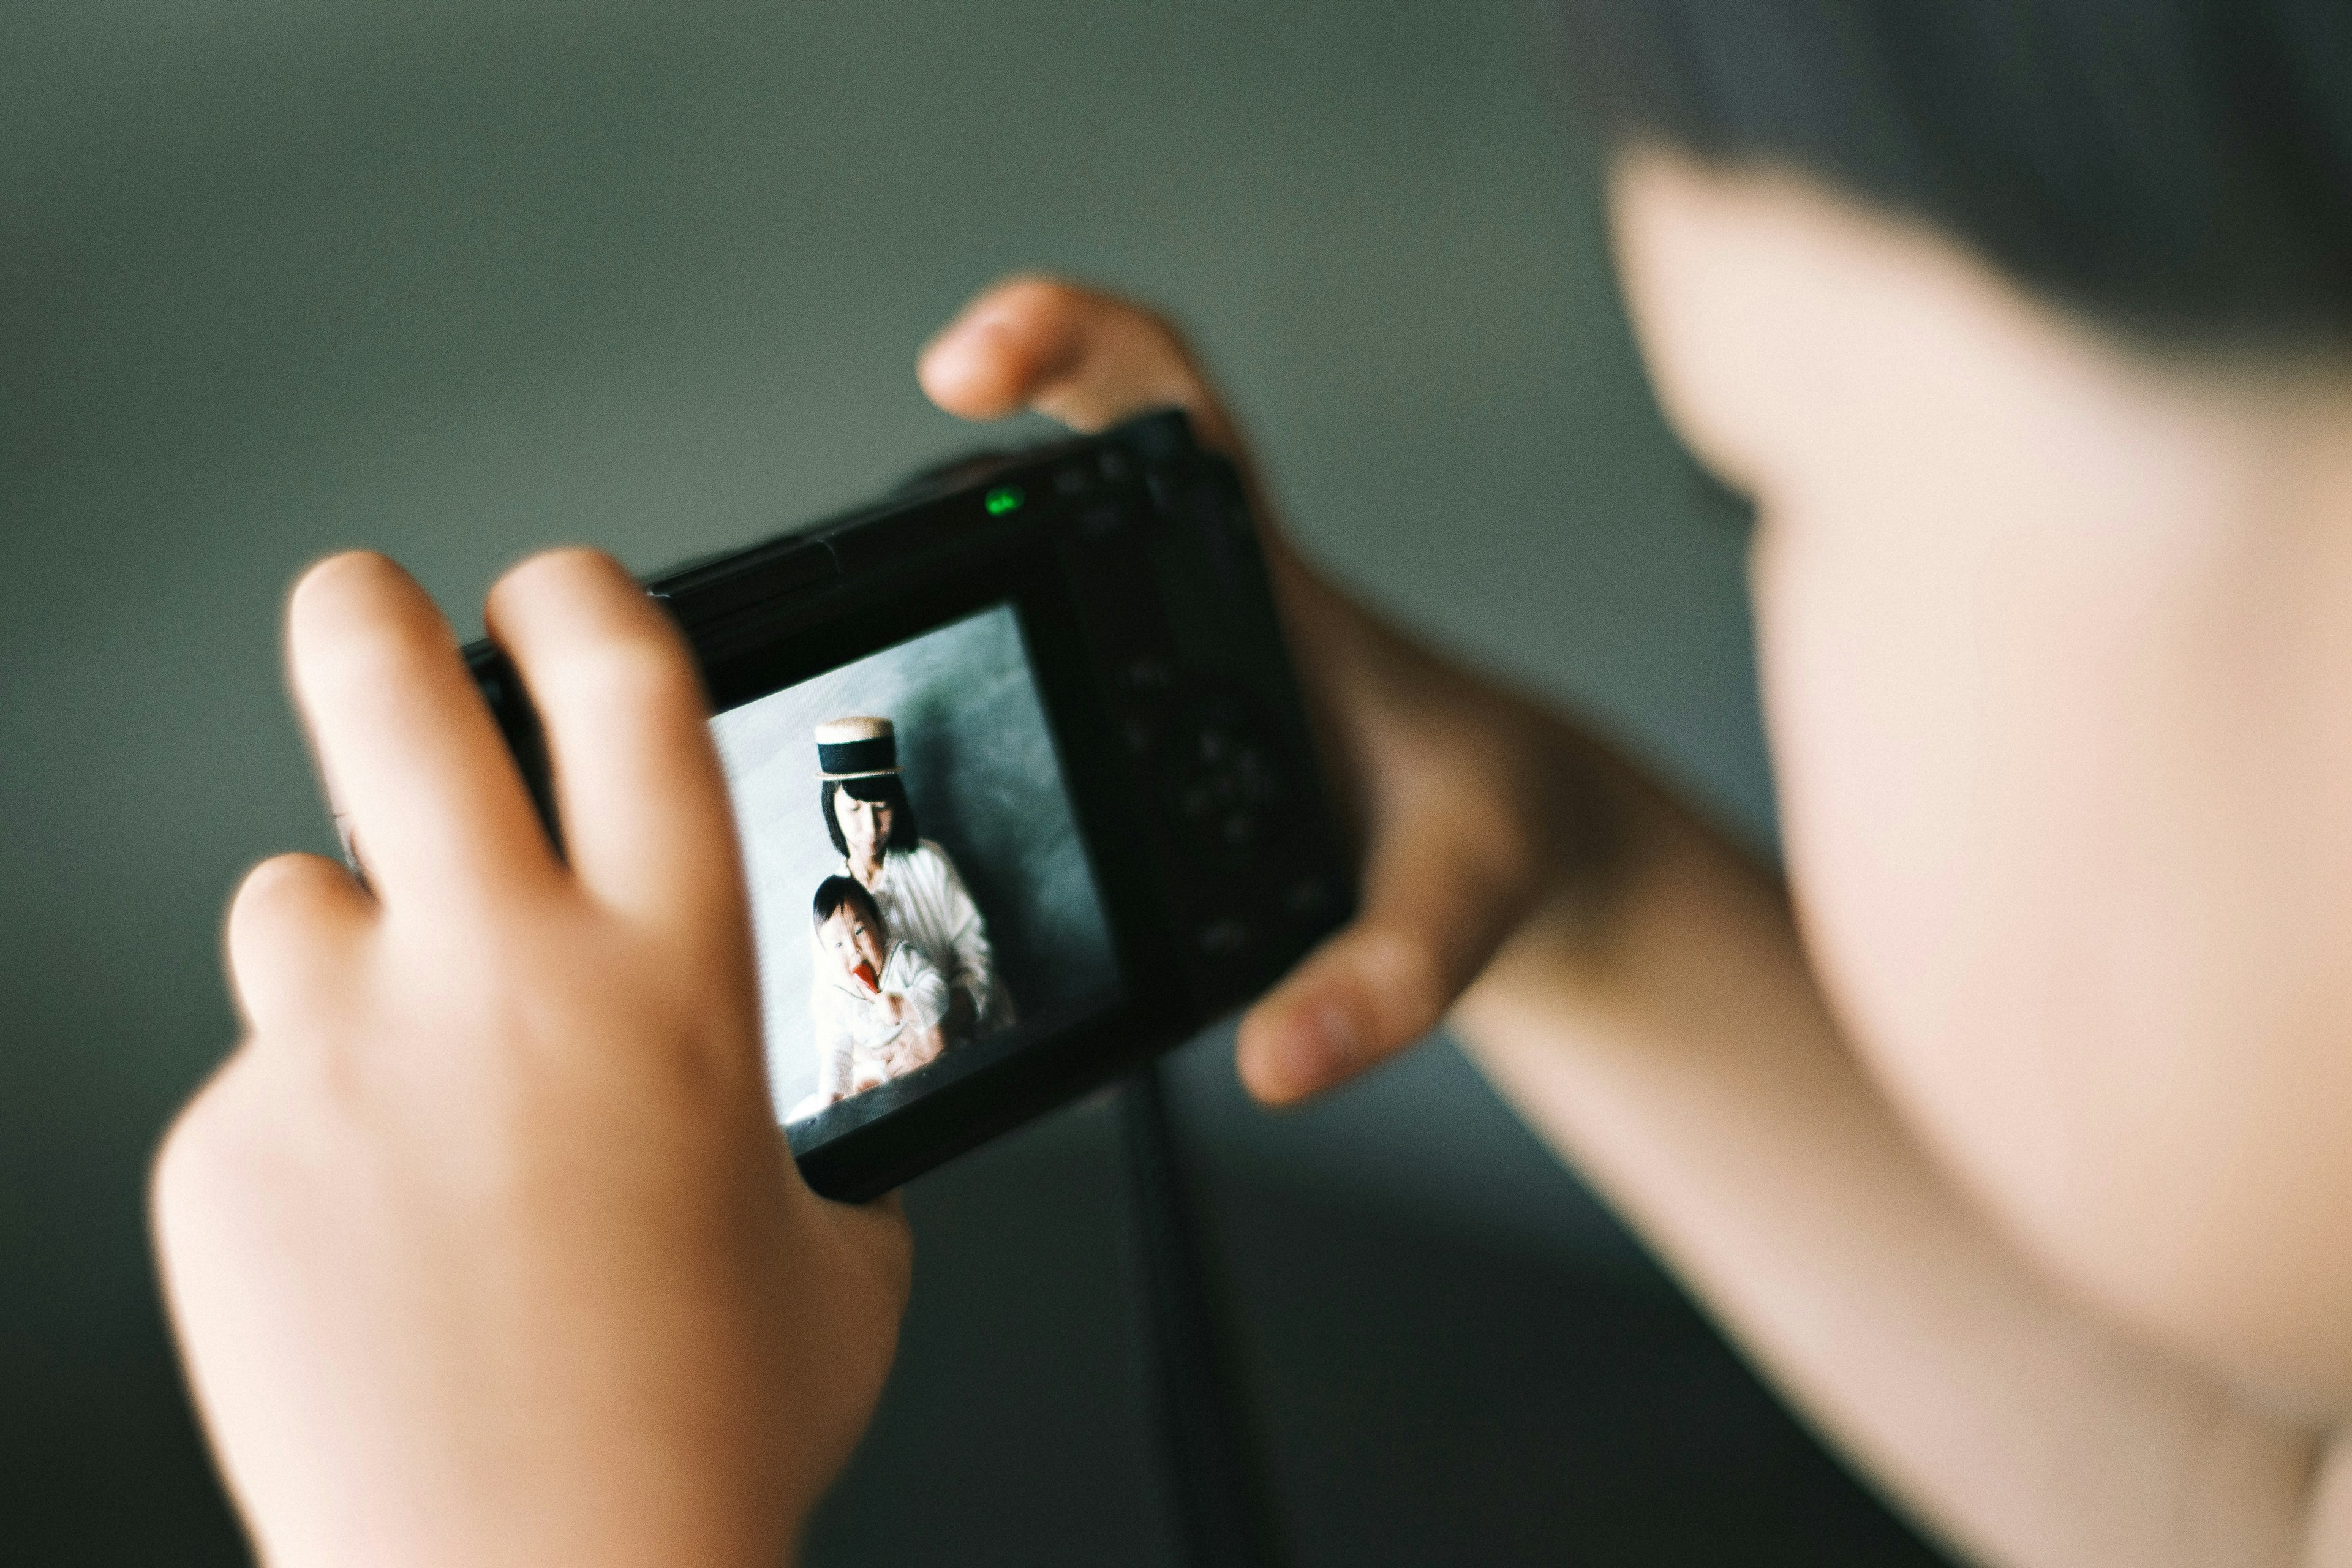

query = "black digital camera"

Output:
[[466, 410, 1352, 1200]]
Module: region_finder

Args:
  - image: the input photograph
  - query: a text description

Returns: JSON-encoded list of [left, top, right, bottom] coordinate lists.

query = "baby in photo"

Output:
[[808, 875, 949, 1105]]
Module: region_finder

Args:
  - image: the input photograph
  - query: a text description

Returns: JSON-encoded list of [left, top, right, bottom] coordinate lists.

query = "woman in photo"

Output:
[[807, 717, 1009, 1076]]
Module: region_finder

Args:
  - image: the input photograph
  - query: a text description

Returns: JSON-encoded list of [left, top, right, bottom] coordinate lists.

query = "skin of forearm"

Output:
[[1449, 772, 2323, 1568]]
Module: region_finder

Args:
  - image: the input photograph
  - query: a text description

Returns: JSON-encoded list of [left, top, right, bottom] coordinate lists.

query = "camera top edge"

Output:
[[656, 406, 1199, 595], [459, 406, 1204, 682]]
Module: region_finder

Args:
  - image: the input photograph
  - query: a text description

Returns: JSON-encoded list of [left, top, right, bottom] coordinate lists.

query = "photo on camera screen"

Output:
[[710, 603, 1123, 1144]]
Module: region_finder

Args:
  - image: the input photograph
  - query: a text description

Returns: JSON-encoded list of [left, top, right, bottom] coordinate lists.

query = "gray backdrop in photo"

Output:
[[712, 604, 1120, 1112]]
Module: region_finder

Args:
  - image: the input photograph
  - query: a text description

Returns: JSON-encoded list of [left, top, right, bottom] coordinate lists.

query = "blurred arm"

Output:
[[1452, 775, 2329, 1568]]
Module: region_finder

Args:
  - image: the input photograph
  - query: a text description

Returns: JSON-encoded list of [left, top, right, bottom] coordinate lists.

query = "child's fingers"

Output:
[[484, 549, 748, 951], [223, 853, 372, 1031], [285, 552, 559, 913], [918, 275, 1245, 455], [1236, 778, 1541, 1105]]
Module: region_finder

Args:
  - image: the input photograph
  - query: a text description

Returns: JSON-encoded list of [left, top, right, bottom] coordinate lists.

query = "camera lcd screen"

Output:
[[710, 601, 1125, 1151]]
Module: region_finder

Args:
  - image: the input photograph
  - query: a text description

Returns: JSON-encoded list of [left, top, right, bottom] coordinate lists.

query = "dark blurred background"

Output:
[[1, 3, 1948, 1562]]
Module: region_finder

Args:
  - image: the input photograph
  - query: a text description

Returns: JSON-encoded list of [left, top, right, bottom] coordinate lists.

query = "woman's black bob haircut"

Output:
[[1557, 0, 2352, 349], [821, 774, 921, 859]]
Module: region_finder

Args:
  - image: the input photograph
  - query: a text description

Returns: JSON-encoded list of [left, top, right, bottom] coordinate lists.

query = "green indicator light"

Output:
[[984, 484, 1025, 516]]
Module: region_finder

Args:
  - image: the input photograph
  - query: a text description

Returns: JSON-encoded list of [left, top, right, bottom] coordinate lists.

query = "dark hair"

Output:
[[1557, 0, 2352, 350], [820, 774, 921, 859], [812, 875, 884, 935]]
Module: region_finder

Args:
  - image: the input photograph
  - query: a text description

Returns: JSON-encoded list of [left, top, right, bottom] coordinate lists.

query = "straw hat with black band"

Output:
[[813, 716, 902, 782]]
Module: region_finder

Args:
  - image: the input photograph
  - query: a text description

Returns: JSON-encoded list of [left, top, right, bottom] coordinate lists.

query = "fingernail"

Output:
[[1286, 1001, 1355, 1096]]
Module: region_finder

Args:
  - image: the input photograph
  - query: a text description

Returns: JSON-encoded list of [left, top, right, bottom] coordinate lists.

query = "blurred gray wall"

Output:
[[0, 3, 1802, 1562]]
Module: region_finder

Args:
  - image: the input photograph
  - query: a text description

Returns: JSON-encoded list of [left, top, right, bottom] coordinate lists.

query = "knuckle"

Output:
[[225, 868, 289, 978], [150, 1098, 208, 1204], [225, 855, 366, 1030], [228, 851, 318, 925], [149, 1067, 247, 1234], [225, 853, 342, 973]]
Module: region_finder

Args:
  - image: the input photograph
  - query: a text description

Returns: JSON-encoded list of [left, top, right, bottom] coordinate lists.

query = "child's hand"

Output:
[[900, 1026, 946, 1074], [151, 550, 910, 1568], [876, 988, 907, 1023], [921, 279, 1623, 1104]]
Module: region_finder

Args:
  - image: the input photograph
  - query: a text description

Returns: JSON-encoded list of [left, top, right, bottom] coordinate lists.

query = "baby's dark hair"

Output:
[[812, 875, 885, 936]]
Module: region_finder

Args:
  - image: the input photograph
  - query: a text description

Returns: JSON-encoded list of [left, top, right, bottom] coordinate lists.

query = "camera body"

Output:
[[467, 410, 1352, 1199]]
